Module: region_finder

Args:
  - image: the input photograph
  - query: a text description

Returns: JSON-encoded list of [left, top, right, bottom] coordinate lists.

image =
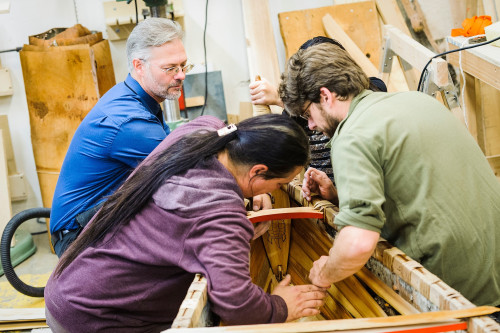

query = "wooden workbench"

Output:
[[447, 36, 500, 179]]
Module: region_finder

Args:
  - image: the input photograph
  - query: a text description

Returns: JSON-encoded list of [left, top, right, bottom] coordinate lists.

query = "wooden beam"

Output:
[[382, 25, 448, 87], [356, 268, 419, 315], [168, 306, 498, 332], [447, 37, 500, 91], [241, 0, 281, 115]]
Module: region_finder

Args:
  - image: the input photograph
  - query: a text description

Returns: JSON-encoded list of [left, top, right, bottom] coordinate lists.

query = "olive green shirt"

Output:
[[329, 90, 500, 306]]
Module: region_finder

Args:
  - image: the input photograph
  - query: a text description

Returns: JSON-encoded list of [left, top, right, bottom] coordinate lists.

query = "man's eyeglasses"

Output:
[[300, 101, 313, 121], [160, 63, 194, 76]]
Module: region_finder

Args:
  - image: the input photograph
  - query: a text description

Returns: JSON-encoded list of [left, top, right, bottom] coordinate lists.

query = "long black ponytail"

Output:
[[55, 114, 309, 275]]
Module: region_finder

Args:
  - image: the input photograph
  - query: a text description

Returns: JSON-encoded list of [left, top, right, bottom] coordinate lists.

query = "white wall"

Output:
[[0, 0, 332, 207]]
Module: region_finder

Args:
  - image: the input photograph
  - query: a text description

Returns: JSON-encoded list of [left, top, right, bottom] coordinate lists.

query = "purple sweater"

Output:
[[44, 116, 287, 332]]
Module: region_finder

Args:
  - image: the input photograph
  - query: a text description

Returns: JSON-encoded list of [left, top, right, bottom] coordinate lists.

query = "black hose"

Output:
[[1, 208, 51, 297]]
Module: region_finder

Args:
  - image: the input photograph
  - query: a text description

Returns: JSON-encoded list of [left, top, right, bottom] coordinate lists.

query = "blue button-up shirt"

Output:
[[50, 74, 170, 233]]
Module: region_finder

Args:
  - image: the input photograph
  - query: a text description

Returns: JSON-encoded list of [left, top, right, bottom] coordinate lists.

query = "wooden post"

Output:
[[241, 0, 282, 115]]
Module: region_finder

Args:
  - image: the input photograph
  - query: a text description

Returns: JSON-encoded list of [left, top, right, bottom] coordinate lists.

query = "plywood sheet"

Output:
[[278, 1, 381, 67]]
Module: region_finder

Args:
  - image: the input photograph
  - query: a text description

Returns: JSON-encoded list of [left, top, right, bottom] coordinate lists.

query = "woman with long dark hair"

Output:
[[44, 114, 326, 332]]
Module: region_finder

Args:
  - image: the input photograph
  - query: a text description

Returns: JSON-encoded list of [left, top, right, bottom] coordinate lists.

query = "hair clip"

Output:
[[217, 124, 237, 136]]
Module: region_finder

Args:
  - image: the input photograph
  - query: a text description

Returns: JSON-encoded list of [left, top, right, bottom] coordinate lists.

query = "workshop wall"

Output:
[[0, 0, 333, 207]]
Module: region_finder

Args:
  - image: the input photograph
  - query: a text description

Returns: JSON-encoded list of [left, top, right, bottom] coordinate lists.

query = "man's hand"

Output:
[[308, 226, 380, 288], [251, 194, 273, 240], [308, 256, 333, 288], [249, 77, 284, 107], [302, 168, 338, 203], [272, 274, 326, 322]]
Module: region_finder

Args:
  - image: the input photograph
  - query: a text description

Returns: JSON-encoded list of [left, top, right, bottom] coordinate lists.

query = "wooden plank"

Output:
[[447, 36, 500, 91], [278, 2, 382, 67], [168, 306, 498, 332], [0, 307, 45, 322], [252, 76, 272, 116], [356, 267, 419, 315], [0, 129, 12, 235], [249, 237, 271, 287], [241, 0, 281, 115], [185, 96, 205, 108]]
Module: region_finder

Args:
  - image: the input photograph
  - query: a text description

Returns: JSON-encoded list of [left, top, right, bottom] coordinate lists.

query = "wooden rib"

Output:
[[249, 237, 271, 288], [261, 189, 292, 279], [356, 267, 420, 315], [288, 262, 353, 320], [289, 240, 363, 318], [290, 228, 365, 318]]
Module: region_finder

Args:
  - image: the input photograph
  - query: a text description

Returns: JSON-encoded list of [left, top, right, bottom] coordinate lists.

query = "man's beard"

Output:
[[146, 67, 183, 100], [318, 105, 341, 138], [154, 79, 183, 100]]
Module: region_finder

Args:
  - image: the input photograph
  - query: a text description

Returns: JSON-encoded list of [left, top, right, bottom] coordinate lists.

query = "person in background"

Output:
[[49, 18, 192, 257], [45, 114, 327, 332], [279, 42, 500, 310], [250, 36, 387, 185]]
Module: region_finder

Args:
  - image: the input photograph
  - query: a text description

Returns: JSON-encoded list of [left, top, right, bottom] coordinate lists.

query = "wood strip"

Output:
[[247, 207, 323, 223], [289, 235, 363, 319], [382, 25, 448, 87], [249, 237, 271, 287], [168, 306, 498, 332], [356, 267, 419, 315], [0, 307, 45, 322]]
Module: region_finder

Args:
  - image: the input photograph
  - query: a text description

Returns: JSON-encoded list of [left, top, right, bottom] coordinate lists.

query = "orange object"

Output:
[[451, 16, 492, 37]]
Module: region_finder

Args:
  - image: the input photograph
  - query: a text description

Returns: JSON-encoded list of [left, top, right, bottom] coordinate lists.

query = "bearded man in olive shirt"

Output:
[[279, 42, 500, 308]]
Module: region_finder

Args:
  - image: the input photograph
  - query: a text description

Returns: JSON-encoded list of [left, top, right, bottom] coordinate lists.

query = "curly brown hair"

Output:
[[278, 43, 370, 117]]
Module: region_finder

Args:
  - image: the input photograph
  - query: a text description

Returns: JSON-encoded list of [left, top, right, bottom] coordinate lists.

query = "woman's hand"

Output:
[[272, 274, 327, 321]]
